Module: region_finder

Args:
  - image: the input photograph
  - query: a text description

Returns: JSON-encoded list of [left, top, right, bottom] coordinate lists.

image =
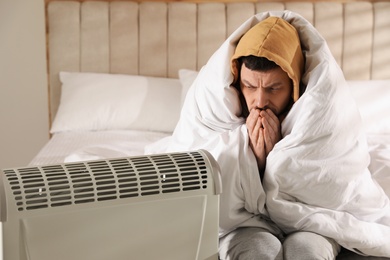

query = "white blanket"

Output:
[[146, 11, 390, 257]]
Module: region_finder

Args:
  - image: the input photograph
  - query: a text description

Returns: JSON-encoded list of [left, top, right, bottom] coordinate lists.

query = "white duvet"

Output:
[[146, 11, 390, 257]]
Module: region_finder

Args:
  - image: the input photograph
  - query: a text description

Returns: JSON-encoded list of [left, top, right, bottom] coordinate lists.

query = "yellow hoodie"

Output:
[[231, 16, 304, 101]]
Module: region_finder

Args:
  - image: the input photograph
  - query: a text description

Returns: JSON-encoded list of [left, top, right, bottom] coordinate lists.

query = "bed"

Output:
[[32, 0, 390, 164], [30, 0, 390, 259]]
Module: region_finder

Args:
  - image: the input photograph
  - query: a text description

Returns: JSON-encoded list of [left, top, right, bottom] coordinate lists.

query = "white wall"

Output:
[[0, 0, 49, 169]]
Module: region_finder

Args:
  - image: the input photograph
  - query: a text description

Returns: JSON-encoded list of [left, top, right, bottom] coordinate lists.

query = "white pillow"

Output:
[[51, 72, 183, 133], [348, 80, 390, 135], [178, 69, 199, 107]]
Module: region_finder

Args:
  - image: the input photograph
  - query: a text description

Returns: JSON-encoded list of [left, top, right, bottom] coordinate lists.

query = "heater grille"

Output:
[[3, 151, 209, 211]]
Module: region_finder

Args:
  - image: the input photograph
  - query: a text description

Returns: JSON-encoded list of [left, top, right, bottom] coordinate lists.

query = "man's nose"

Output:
[[256, 89, 267, 109]]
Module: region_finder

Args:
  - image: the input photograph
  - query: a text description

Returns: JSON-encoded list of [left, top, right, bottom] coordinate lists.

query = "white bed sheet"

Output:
[[367, 134, 390, 198], [29, 130, 170, 166]]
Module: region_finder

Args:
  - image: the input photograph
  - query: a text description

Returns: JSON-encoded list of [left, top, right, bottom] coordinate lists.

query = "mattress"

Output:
[[29, 130, 170, 166]]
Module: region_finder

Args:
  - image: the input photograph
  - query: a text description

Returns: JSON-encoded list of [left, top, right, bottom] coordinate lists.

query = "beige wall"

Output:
[[0, 0, 49, 169]]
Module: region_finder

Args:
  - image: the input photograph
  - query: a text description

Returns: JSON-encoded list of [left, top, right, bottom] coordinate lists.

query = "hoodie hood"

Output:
[[231, 16, 304, 101]]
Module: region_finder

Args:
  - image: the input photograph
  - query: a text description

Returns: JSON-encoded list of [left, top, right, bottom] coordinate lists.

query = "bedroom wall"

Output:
[[0, 0, 49, 169]]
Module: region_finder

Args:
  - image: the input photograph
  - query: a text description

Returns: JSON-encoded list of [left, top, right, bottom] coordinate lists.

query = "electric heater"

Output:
[[0, 150, 222, 260]]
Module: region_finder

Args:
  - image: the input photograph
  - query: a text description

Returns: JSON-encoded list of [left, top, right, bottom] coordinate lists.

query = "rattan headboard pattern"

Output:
[[47, 1, 390, 123]]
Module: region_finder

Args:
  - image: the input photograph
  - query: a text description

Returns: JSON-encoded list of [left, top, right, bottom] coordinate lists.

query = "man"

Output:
[[218, 17, 340, 259], [146, 12, 390, 259]]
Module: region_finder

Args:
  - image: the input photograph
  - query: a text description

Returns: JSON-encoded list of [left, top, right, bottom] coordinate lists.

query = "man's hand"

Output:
[[260, 109, 282, 155], [246, 108, 282, 171], [247, 109, 266, 171]]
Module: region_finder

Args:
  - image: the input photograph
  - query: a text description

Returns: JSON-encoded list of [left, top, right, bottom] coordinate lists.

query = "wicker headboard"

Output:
[[47, 1, 390, 123]]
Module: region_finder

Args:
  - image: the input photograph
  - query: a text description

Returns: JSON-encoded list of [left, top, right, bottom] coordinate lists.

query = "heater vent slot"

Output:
[[3, 151, 209, 211]]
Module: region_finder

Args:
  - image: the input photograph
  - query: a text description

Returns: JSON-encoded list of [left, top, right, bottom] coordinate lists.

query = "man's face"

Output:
[[239, 63, 293, 117]]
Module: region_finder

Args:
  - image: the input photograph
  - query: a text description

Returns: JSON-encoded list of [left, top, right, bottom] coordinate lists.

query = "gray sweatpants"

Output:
[[219, 227, 340, 260]]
